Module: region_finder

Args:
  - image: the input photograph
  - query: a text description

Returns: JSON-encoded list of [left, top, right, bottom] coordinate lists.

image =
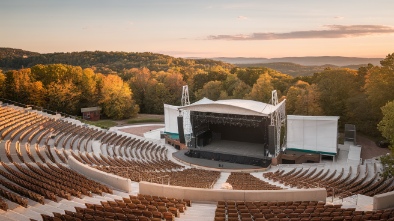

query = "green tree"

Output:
[[378, 101, 394, 178], [365, 65, 394, 112], [160, 71, 185, 106], [195, 80, 223, 100], [378, 101, 394, 144], [232, 81, 251, 99], [314, 69, 358, 122], [144, 81, 171, 114], [129, 67, 152, 113]]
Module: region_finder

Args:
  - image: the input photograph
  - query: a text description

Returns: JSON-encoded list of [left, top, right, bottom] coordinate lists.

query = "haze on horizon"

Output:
[[1, 0, 393, 58]]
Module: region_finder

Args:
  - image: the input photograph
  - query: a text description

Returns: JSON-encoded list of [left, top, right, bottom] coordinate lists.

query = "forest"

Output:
[[0, 48, 393, 145]]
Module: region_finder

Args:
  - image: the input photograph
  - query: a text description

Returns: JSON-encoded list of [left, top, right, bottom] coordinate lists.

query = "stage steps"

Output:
[[213, 172, 231, 189]]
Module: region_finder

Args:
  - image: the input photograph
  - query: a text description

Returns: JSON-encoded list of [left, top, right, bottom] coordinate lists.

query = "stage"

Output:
[[172, 140, 271, 169], [196, 140, 266, 159]]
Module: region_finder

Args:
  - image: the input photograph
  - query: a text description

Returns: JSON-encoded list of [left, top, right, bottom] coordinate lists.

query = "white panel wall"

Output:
[[164, 104, 179, 134], [286, 115, 339, 154], [288, 118, 304, 148], [304, 119, 317, 151]]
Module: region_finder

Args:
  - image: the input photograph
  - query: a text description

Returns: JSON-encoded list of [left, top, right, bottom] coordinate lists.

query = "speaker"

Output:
[[268, 125, 276, 155], [190, 137, 196, 148], [177, 116, 185, 144]]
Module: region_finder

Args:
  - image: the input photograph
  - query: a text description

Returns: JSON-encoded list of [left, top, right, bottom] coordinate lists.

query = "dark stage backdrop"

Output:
[[209, 123, 267, 144]]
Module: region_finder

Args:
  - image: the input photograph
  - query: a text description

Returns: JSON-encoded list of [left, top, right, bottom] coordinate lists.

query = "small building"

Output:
[[81, 107, 102, 121]]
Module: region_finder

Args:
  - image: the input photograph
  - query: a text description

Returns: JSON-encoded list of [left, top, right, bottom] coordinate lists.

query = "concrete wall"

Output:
[[139, 182, 327, 202], [373, 191, 394, 210], [68, 155, 132, 192]]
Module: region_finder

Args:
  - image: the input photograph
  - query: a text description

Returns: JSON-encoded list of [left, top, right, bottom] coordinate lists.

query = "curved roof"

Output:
[[179, 98, 285, 116]]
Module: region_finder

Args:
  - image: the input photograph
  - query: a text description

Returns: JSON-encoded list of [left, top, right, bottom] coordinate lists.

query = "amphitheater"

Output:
[[0, 103, 393, 221]]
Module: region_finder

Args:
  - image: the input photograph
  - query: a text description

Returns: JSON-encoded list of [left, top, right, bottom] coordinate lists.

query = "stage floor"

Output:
[[198, 140, 266, 158], [172, 140, 268, 170]]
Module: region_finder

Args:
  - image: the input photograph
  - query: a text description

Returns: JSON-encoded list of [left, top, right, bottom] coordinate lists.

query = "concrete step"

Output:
[[213, 172, 230, 189], [0, 214, 18, 221], [177, 202, 216, 221], [2, 209, 31, 221], [12, 206, 42, 221]]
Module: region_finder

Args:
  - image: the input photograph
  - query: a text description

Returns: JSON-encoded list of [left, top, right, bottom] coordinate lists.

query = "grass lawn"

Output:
[[125, 114, 164, 125], [83, 119, 118, 129], [81, 114, 164, 129]]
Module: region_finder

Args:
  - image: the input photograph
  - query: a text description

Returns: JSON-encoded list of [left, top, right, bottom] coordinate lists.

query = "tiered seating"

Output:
[[226, 172, 283, 190], [0, 197, 8, 211], [214, 200, 394, 221], [0, 185, 28, 208], [0, 105, 115, 213], [262, 164, 393, 198], [365, 177, 394, 196], [38, 194, 191, 221]]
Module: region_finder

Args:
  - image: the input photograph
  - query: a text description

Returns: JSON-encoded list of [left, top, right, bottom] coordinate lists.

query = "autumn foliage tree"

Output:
[[99, 74, 139, 119]]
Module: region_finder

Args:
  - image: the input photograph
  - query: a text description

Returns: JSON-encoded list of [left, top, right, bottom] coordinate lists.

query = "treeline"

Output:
[[237, 62, 367, 77], [0, 49, 393, 139], [0, 48, 233, 74], [0, 64, 139, 119]]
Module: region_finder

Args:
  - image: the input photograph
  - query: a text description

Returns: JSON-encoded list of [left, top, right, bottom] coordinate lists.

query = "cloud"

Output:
[[237, 16, 248, 20], [206, 25, 394, 40], [334, 16, 344, 19]]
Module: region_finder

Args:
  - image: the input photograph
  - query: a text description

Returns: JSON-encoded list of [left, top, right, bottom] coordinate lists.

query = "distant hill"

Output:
[[236, 62, 368, 77], [0, 48, 382, 77], [211, 56, 382, 66], [0, 48, 233, 73]]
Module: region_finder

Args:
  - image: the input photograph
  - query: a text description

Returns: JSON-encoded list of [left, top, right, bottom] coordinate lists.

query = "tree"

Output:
[[46, 80, 81, 114], [247, 73, 274, 102], [236, 68, 262, 86], [4, 69, 32, 104], [160, 71, 185, 106], [100, 74, 139, 119], [314, 69, 358, 121], [232, 81, 251, 99], [0, 70, 6, 98], [129, 67, 152, 113], [380, 53, 394, 70], [79, 68, 98, 107], [28, 81, 46, 107], [285, 81, 322, 116], [195, 81, 223, 100], [378, 101, 394, 144], [364, 65, 394, 112], [378, 101, 394, 178], [144, 81, 171, 114]]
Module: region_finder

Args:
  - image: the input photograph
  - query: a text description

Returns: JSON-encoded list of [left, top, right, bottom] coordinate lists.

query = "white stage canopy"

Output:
[[179, 99, 285, 117], [286, 115, 339, 155]]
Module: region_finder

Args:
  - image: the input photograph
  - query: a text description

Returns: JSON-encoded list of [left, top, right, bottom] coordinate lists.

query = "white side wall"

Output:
[[287, 115, 339, 154], [139, 182, 327, 202], [164, 104, 179, 134], [373, 191, 394, 210]]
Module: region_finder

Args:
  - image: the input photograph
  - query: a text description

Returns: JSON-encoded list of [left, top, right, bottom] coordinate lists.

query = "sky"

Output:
[[1, 0, 394, 58]]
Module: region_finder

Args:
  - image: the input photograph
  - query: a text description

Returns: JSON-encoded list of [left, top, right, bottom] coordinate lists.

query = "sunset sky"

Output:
[[1, 0, 394, 58]]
